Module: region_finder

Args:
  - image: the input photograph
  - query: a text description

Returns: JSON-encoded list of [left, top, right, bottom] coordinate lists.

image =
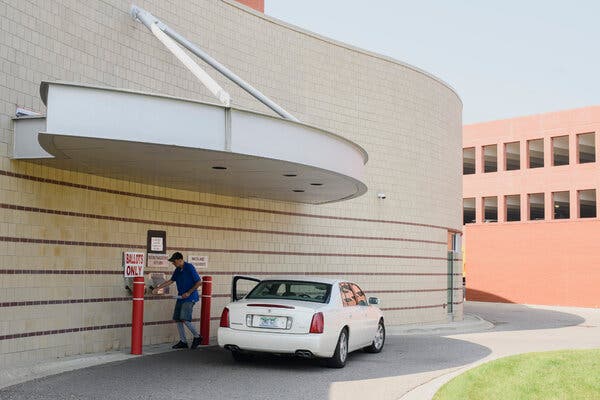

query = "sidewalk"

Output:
[[387, 313, 493, 336]]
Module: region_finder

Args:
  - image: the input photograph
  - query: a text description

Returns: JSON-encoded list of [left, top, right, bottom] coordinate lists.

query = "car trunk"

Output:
[[227, 299, 326, 334]]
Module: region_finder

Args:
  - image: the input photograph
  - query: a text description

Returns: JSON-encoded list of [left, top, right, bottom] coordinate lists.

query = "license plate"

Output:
[[252, 315, 288, 329]]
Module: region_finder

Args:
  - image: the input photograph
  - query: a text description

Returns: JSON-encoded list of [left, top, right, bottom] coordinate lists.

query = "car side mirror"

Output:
[[368, 297, 380, 305]]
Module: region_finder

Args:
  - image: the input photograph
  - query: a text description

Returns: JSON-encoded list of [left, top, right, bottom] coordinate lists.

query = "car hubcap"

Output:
[[374, 324, 384, 349], [339, 332, 347, 362]]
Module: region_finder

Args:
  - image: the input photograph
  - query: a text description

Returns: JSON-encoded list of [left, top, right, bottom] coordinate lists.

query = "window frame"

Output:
[[463, 197, 476, 224], [504, 141, 520, 171], [527, 138, 544, 169], [339, 282, 357, 307], [578, 189, 597, 219], [483, 144, 498, 173], [463, 147, 476, 175], [552, 190, 570, 220], [505, 194, 521, 222], [483, 196, 498, 223], [349, 283, 368, 306], [528, 193, 545, 221], [552, 135, 569, 166], [577, 132, 596, 164]]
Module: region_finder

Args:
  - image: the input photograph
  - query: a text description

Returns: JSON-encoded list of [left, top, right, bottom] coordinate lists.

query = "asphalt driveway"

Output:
[[2, 302, 598, 400]]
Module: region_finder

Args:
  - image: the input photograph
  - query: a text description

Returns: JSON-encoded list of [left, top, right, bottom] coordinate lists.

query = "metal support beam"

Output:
[[131, 5, 300, 122]]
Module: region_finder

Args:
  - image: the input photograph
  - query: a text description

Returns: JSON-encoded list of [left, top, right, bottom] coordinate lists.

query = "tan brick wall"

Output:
[[0, 0, 462, 365]]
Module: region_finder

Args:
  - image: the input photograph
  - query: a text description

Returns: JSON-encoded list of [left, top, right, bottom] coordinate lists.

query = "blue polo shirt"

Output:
[[170, 262, 200, 303]]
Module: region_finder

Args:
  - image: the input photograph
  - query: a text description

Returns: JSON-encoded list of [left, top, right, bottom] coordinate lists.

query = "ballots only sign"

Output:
[[124, 252, 145, 277]]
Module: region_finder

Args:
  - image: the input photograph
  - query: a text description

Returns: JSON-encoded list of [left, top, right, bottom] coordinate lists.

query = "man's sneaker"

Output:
[[190, 336, 202, 349], [172, 341, 188, 349]]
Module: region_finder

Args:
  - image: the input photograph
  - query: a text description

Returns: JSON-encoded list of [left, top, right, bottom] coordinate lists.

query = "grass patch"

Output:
[[433, 349, 600, 400]]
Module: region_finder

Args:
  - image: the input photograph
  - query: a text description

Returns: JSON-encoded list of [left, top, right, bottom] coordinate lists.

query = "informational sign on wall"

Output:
[[124, 252, 145, 277], [188, 254, 208, 269], [147, 253, 168, 268], [147, 230, 166, 254]]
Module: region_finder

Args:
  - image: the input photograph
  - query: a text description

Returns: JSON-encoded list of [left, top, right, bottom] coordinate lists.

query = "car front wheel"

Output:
[[364, 319, 385, 353], [326, 328, 348, 368]]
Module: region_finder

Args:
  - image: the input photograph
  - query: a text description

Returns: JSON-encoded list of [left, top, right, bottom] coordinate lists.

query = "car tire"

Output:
[[364, 319, 385, 353], [326, 328, 348, 368], [231, 350, 251, 362]]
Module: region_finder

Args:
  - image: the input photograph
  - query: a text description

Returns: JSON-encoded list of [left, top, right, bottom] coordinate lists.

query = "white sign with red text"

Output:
[[124, 252, 145, 277]]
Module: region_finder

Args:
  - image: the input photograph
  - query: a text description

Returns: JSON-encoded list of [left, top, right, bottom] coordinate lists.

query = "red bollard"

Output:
[[131, 276, 145, 355], [200, 276, 212, 345]]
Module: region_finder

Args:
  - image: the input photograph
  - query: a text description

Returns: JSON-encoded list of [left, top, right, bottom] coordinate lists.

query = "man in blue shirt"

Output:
[[152, 252, 202, 349]]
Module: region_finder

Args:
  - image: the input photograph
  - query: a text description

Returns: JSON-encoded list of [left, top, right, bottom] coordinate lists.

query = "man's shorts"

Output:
[[172, 300, 195, 321]]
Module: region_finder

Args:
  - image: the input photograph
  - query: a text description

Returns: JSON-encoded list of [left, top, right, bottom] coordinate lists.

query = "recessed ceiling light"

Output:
[[212, 166, 227, 170], [292, 189, 305, 193], [310, 183, 323, 186], [283, 173, 297, 177]]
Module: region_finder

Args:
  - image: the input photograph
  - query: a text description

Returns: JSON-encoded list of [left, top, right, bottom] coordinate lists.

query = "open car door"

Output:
[[232, 275, 261, 301]]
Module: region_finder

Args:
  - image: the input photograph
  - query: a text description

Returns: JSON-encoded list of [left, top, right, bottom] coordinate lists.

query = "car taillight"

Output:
[[309, 312, 324, 334], [220, 307, 230, 328]]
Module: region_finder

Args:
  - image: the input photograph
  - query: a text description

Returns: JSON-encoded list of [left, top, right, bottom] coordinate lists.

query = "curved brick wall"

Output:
[[0, 0, 462, 364]]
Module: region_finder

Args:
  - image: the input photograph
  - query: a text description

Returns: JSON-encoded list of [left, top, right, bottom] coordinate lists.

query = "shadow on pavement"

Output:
[[465, 301, 586, 332], [466, 288, 515, 303], [0, 336, 491, 400]]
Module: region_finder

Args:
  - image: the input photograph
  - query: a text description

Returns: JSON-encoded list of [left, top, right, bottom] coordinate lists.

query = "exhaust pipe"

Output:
[[295, 350, 314, 358]]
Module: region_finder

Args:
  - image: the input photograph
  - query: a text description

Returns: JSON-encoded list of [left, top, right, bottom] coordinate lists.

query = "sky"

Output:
[[265, 1, 600, 124]]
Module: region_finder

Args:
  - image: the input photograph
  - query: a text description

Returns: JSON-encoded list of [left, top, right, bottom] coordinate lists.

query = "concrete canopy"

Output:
[[13, 82, 368, 204]]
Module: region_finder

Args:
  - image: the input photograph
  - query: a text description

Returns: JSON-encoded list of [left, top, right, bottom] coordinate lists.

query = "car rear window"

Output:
[[246, 280, 332, 303]]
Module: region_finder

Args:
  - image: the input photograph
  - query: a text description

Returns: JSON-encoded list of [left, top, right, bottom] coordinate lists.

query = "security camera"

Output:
[[377, 193, 386, 199]]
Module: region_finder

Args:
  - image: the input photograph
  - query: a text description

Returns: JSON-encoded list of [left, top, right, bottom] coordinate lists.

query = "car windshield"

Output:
[[246, 280, 332, 303]]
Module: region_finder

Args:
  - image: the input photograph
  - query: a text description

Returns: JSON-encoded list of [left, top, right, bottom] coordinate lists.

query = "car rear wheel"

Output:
[[364, 319, 385, 353], [326, 328, 348, 368]]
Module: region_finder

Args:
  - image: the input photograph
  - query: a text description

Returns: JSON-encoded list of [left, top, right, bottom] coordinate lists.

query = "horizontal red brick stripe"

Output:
[[0, 289, 463, 308], [0, 296, 174, 307], [0, 319, 200, 341], [0, 170, 461, 233], [0, 303, 460, 340], [0, 203, 445, 245], [0, 269, 461, 277], [0, 236, 449, 260], [369, 288, 464, 294]]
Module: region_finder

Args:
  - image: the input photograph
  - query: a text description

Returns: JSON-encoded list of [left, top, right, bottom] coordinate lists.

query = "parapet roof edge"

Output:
[[464, 104, 600, 127], [222, 0, 463, 106]]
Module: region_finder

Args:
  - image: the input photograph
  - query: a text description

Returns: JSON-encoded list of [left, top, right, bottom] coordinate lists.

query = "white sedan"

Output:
[[217, 276, 385, 368]]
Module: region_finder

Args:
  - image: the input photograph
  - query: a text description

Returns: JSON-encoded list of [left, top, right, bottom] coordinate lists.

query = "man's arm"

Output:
[[181, 279, 202, 299], [152, 279, 174, 294]]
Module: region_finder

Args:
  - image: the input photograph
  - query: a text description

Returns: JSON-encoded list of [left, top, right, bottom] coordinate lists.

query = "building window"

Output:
[[483, 196, 497, 222], [578, 133, 595, 164], [463, 198, 476, 224], [463, 147, 475, 174], [552, 135, 569, 166], [553, 191, 570, 219], [505, 195, 521, 222], [483, 145, 497, 173], [528, 139, 544, 168], [528, 193, 545, 220], [505, 142, 520, 171], [579, 189, 596, 218]]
